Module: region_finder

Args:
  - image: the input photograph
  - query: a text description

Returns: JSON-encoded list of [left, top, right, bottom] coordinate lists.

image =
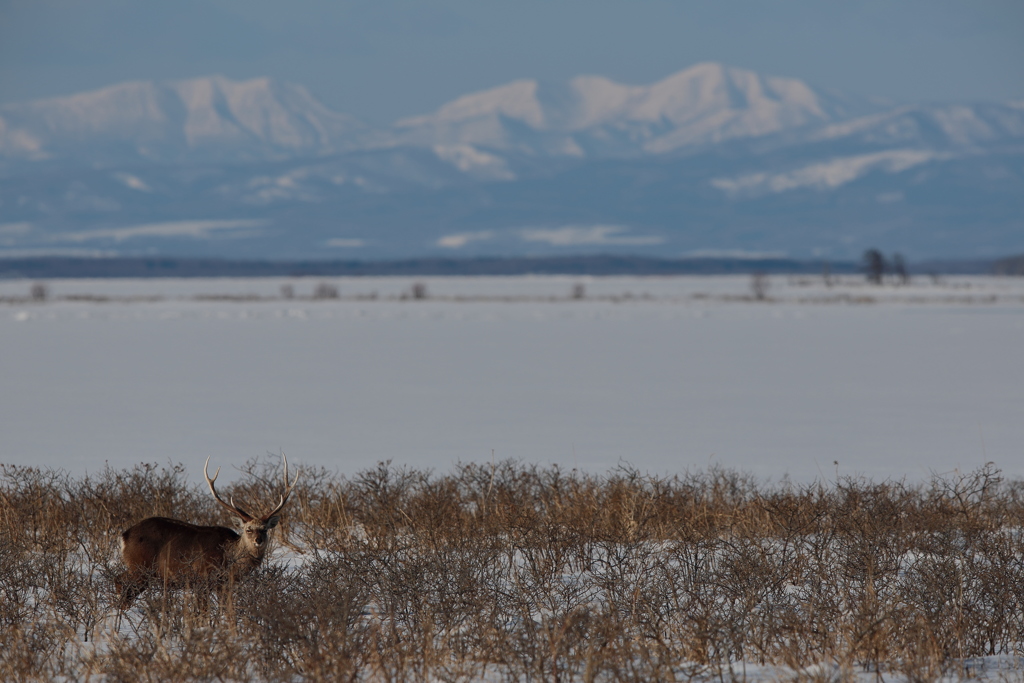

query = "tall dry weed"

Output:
[[1, 459, 1022, 681]]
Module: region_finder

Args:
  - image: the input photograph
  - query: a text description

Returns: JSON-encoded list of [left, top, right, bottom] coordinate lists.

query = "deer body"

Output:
[[118, 456, 296, 609], [121, 517, 266, 583]]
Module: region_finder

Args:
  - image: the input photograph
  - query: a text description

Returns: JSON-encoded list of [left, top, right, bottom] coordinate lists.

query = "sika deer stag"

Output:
[[117, 455, 298, 609]]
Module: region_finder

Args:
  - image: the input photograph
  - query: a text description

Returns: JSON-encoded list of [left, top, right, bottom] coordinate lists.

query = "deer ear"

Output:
[[265, 516, 280, 528]]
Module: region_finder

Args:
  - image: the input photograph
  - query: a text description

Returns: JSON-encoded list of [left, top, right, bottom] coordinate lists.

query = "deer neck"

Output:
[[230, 534, 268, 569]]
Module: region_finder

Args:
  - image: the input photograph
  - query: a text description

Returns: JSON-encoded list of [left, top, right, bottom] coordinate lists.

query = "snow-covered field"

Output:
[[1, 275, 1022, 483]]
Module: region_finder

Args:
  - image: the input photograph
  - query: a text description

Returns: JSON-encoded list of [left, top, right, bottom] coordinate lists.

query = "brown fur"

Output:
[[117, 516, 275, 608], [117, 456, 296, 610]]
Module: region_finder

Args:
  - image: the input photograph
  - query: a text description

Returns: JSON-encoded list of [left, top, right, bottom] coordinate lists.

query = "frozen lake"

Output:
[[1, 275, 1022, 484]]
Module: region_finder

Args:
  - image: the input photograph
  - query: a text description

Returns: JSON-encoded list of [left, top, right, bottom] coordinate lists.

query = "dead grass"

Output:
[[1, 459, 1023, 681]]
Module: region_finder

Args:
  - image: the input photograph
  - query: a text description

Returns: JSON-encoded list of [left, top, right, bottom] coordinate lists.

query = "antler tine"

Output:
[[283, 452, 299, 489], [204, 456, 254, 522], [262, 453, 299, 521]]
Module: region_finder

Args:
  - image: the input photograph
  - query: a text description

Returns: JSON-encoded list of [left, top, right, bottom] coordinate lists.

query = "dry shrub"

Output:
[[1, 459, 1023, 681]]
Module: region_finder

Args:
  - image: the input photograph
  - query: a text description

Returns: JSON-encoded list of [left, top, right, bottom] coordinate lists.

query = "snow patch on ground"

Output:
[[0, 275, 1021, 483]]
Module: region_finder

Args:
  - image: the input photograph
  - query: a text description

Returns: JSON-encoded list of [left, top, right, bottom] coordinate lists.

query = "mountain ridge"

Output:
[[0, 75, 369, 163], [393, 62, 885, 157], [1, 64, 1021, 261], [1, 63, 890, 165]]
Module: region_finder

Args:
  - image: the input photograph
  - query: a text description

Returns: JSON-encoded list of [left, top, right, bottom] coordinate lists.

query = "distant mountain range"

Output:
[[0, 75, 369, 163], [1, 63, 1022, 261]]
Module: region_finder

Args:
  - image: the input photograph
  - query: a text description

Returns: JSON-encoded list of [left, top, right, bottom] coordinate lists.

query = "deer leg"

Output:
[[193, 580, 212, 614], [116, 571, 146, 612]]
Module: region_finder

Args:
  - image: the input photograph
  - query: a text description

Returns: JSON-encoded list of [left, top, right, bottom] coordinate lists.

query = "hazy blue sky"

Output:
[[1, 0, 1022, 123]]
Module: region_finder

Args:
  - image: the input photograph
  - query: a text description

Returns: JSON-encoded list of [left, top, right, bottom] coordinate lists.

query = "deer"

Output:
[[117, 455, 298, 610]]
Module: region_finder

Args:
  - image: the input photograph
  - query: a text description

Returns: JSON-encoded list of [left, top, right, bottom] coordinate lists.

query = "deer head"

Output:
[[204, 454, 299, 556]]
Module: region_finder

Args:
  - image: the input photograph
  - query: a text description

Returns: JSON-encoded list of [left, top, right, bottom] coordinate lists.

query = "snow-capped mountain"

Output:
[[704, 101, 1024, 198], [805, 102, 1024, 150], [0, 64, 884, 166], [395, 62, 882, 157], [1, 64, 1022, 261], [0, 76, 369, 163]]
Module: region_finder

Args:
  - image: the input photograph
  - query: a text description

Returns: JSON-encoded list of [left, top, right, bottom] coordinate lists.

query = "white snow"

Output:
[[432, 144, 515, 179], [562, 75, 641, 128], [0, 75, 366, 162], [711, 149, 945, 197], [403, 62, 835, 137], [393, 62, 866, 156], [808, 103, 1024, 147], [0, 275, 1021, 484], [520, 225, 664, 246], [437, 231, 495, 248], [113, 172, 151, 192], [399, 79, 546, 129]]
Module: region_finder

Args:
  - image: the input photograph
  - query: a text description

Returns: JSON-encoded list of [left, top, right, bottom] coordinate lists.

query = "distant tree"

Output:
[[571, 283, 586, 300], [30, 282, 48, 301], [891, 253, 909, 284], [280, 284, 295, 299], [862, 249, 886, 284], [750, 272, 769, 301], [313, 282, 339, 299], [411, 282, 428, 300]]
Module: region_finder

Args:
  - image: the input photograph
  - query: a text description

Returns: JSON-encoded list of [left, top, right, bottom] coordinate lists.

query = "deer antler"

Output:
[[204, 456, 255, 522], [261, 453, 299, 522]]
